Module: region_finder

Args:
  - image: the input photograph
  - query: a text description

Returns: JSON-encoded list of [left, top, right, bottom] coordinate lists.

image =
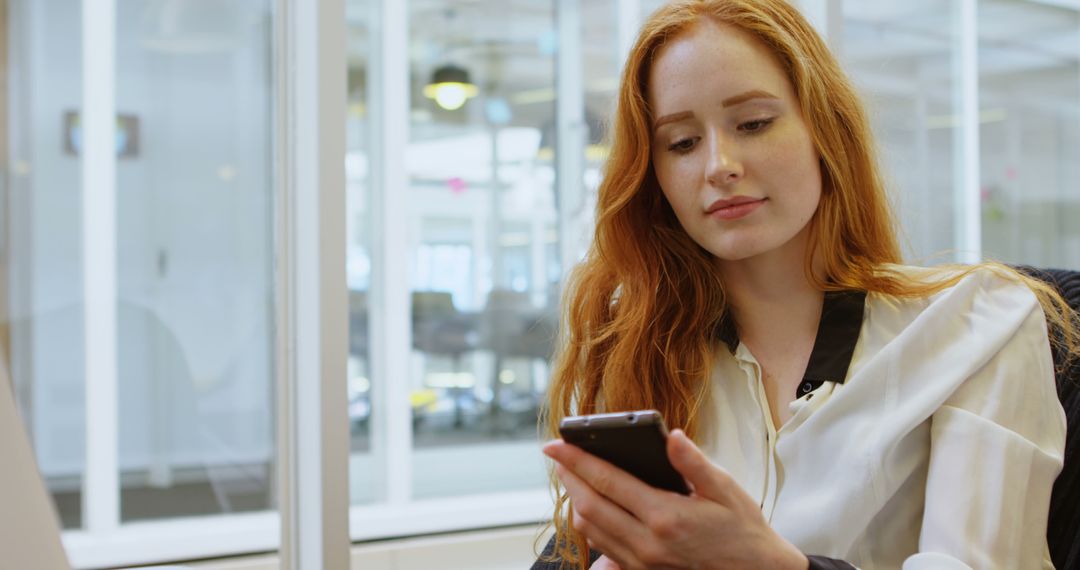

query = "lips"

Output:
[[706, 196, 764, 212], [706, 196, 767, 220]]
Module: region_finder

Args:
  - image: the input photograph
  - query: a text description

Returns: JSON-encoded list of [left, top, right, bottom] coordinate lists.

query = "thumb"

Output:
[[667, 429, 735, 503]]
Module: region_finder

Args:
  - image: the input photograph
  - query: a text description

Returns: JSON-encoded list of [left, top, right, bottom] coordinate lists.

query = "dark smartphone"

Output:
[[558, 410, 690, 495]]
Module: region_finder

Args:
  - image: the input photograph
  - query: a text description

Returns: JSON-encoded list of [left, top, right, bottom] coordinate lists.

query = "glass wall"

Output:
[[113, 0, 276, 522], [841, 1, 962, 263], [3, 0, 276, 535], [4, 0, 87, 529], [402, 0, 559, 499], [978, 0, 1080, 268], [342, 0, 641, 514]]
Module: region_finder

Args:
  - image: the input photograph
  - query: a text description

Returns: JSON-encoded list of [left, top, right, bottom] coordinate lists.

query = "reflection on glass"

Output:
[[6, 0, 276, 527], [112, 0, 276, 522], [842, 1, 960, 263], [978, 0, 1080, 268], [5, 0, 86, 529]]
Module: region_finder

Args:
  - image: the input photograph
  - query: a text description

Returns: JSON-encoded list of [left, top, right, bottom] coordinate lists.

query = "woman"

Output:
[[534, 1, 1074, 569]]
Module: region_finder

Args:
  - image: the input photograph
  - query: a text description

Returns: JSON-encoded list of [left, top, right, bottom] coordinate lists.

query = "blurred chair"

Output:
[[348, 289, 369, 362], [411, 291, 479, 428], [478, 289, 558, 433], [411, 291, 478, 370], [347, 290, 372, 436]]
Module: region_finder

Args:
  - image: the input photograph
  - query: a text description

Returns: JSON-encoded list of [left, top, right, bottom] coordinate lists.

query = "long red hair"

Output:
[[540, 1, 1078, 567]]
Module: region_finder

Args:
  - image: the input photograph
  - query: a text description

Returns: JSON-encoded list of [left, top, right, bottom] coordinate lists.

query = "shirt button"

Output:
[[800, 381, 814, 395]]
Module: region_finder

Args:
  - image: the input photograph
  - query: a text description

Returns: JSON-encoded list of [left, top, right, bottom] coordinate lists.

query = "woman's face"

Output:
[[647, 20, 822, 264]]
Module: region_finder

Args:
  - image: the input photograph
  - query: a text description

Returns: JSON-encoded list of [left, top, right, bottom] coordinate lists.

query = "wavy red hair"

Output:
[[539, 1, 1078, 567]]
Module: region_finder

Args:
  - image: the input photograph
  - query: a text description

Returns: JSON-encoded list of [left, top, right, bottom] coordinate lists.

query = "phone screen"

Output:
[[558, 410, 690, 495]]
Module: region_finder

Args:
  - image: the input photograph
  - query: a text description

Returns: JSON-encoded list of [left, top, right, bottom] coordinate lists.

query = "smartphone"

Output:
[[558, 410, 690, 495]]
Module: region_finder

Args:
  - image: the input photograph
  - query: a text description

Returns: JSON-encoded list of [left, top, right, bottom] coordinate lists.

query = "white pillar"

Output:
[[367, 0, 413, 508], [556, 0, 586, 277], [616, 0, 641, 68], [277, 0, 350, 566], [798, 0, 843, 55], [82, 0, 119, 536], [953, 0, 981, 263]]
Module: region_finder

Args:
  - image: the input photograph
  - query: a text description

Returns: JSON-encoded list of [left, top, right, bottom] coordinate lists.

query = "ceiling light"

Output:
[[423, 64, 479, 111]]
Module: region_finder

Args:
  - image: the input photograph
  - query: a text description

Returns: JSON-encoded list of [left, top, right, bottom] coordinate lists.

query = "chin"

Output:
[[707, 246, 767, 262], [724, 252, 766, 262], [704, 237, 773, 261]]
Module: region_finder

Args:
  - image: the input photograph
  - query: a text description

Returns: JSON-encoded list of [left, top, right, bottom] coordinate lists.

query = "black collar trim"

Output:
[[803, 290, 867, 385], [717, 290, 867, 398]]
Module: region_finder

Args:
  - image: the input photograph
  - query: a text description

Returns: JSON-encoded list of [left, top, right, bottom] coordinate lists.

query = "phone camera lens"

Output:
[[628, 414, 636, 423]]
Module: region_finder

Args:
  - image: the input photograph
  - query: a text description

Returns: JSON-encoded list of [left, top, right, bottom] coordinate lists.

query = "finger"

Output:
[[571, 507, 638, 570], [556, 462, 647, 547], [545, 440, 673, 518], [575, 516, 635, 570], [666, 429, 743, 506]]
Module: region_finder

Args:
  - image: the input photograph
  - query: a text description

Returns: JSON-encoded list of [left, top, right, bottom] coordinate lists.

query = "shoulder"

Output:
[[857, 265, 1059, 429], [872, 263, 1040, 319], [859, 263, 1048, 368]]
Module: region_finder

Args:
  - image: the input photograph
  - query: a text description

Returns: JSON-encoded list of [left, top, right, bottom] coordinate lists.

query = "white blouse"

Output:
[[700, 266, 1067, 569]]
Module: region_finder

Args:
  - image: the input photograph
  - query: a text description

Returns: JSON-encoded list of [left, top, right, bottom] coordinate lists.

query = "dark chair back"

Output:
[[1024, 268, 1080, 570]]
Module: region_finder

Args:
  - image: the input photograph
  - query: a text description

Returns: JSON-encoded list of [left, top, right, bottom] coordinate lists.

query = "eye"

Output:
[[667, 137, 699, 154], [738, 118, 775, 133]]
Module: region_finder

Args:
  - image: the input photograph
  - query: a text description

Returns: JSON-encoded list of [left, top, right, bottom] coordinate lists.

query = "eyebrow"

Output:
[[721, 89, 779, 107], [652, 89, 781, 130], [653, 111, 694, 130]]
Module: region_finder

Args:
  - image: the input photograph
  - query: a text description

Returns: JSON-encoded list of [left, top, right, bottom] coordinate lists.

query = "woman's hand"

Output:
[[544, 429, 809, 570], [591, 555, 621, 569]]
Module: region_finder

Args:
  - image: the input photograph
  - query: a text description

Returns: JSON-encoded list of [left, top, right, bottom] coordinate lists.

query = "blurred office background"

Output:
[[1, 0, 1077, 568]]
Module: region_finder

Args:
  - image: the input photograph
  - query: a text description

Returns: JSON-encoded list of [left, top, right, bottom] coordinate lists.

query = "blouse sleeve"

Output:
[[902, 278, 1066, 569]]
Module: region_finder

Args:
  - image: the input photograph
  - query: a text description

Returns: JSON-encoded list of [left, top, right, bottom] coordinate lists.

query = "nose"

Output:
[[705, 136, 743, 187]]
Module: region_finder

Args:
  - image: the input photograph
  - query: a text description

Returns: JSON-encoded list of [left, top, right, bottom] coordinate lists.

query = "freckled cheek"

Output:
[[654, 165, 694, 210], [761, 138, 820, 192]]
